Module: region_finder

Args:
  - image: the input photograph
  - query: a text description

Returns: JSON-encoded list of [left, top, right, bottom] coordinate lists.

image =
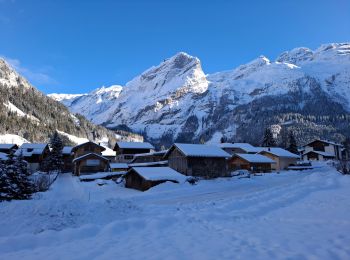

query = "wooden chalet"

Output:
[[259, 147, 299, 171], [62, 146, 73, 172], [219, 143, 261, 155], [113, 141, 155, 163], [0, 144, 18, 154], [71, 142, 110, 176], [125, 167, 186, 191], [229, 153, 275, 173], [301, 139, 343, 161], [15, 143, 50, 172], [164, 143, 231, 178]]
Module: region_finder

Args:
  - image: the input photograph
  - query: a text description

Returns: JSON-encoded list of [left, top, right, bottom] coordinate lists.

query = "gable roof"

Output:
[[166, 143, 231, 158], [0, 144, 18, 150], [72, 152, 109, 163], [16, 143, 48, 156], [234, 153, 276, 164], [303, 139, 343, 147], [129, 167, 186, 182], [114, 141, 154, 150], [219, 143, 261, 153], [72, 141, 106, 152], [303, 150, 335, 157], [259, 148, 299, 158]]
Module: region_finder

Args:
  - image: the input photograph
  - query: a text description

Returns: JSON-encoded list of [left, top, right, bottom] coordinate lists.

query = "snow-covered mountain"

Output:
[[50, 43, 350, 146]]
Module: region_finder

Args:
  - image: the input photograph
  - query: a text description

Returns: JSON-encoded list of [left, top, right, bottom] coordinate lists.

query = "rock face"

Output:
[[50, 43, 350, 146]]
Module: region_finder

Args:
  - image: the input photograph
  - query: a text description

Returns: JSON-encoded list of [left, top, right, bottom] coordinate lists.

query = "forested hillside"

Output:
[[0, 58, 117, 145]]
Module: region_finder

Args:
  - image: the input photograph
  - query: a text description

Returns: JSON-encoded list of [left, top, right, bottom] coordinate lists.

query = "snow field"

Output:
[[0, 164, 350, 259]]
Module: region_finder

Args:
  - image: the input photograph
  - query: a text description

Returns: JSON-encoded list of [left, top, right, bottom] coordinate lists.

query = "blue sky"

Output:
[[0, 0, 349, 94]]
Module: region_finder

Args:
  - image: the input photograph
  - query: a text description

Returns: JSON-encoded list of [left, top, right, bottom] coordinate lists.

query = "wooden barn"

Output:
[[71, 142, 110, 176], [114, 141, 155, 163], [164, 143, 231, 178], [125, 167, 186, 191], [228, 153, 275, 173], [15, 143, 50, 172], [259, 148, 299, 171]]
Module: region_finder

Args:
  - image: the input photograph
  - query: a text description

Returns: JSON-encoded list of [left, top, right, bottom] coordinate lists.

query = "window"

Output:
[[86, 159, 100, 166], [124, 155, 134, 160]]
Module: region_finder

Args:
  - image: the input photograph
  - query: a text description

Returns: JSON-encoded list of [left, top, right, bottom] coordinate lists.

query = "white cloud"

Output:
[[1, 55, 58, 86]]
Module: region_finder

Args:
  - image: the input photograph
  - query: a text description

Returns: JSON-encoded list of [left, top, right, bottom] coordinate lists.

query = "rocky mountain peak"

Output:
[[276, 47, 314, 64]]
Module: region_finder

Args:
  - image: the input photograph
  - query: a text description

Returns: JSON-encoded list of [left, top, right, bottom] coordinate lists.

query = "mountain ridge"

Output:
[[49, 42, 350, 146]]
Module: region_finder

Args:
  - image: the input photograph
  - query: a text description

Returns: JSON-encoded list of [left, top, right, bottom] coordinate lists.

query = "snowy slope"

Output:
[[51, 43, 350, 145], [0, 165, 350, 259]]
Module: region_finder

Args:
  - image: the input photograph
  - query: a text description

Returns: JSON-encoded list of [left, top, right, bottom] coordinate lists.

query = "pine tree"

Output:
[[287, 131, 298, 154], [261, 128, 276, 147], [0, 151, 34, 201], [0, 160, 12, 201], [45, 131, 64, 173]]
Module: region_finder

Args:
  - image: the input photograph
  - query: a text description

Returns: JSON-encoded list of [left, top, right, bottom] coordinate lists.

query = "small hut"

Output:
[[71, 142, 110, 175], [125, 167, 186, 191], [259, 148, 299, 170], [164, 143, 231, 178], [229, 153, 275, 173], [73, 153, 110, 176]]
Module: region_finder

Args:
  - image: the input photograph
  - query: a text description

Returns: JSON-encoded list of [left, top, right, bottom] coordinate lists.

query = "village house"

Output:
[[219, 143, 261, 154], [62, 146, 73, 172], [125, 167, 186, 191], [259, 147, 299, 171], [0, 144, 18, 154], [164, 143, 231, 178], [228, 153, 276, 173], [15, 143, 50, 173], [301, 139, 343, 161], [71, 142, 110, 176], [113, 141, 155, 163]]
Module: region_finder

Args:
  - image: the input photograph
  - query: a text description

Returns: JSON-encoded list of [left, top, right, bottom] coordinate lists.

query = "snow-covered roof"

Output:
[[72, 141, 106, 152], [303, 151, 335, 157], [72, 153, 109, 163], [219, 143, 261, 153], [259, 148, 300, 158], [0, 144, 17, 150], [0, 152, 8, 160], [62, 146, 73, 155], [128, 160, 168, 167], [168, 143, 231, 158], [133, 150, 167, 158], [16, 143, 48, 156], [101, 146, 116, 157], [110, 163, 129, 169], [303, 139, 343, 147], [130, 167, 186, 182], [115, 141, 154, 150], [234, 153, 276, 163]]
